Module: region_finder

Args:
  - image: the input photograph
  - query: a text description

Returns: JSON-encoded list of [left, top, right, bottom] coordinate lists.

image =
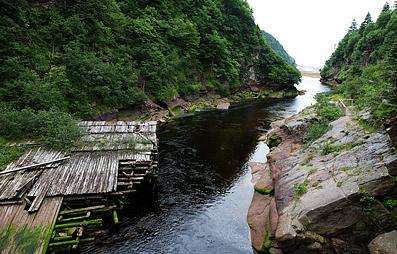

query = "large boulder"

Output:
[[368, 231, 397, 254]]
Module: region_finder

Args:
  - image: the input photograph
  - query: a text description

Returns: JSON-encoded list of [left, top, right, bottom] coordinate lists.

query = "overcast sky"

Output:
[[246, 0, 389, 68]]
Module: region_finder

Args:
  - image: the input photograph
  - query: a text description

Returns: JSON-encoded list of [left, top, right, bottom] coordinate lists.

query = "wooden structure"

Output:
[[0, 121, 157, 253]]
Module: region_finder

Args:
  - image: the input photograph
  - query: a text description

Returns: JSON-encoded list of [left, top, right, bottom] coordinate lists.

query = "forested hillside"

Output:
[[262, 30, 296, 66], [0, 0, 300, 149], [321, 3, 396, 127]]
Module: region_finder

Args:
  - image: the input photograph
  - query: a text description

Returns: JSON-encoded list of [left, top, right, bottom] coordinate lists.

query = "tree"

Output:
[[382, 2, 390, 12], [359, 12, 373, 32], [349, 19, 358, 31]]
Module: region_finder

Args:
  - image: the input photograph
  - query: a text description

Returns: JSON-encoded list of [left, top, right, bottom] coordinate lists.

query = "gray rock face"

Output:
[[258, 106, 397, 253], [368, 231, 397, 254]]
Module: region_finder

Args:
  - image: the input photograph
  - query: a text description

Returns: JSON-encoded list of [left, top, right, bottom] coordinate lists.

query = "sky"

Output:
[[246, 0, 389, 68]]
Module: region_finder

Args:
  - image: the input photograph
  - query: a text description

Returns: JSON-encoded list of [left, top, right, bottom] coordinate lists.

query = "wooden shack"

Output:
[[0, 121, 158, 253]]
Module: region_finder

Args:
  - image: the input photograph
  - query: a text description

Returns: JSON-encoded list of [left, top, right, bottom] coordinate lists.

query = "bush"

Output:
[[315, 94, 343, 122], [0, 108, 80, 150], [304, 94, 342, 143], [293, 181, 308, 199], [305, 122, 330, 143], [0, 139, 24, 171]]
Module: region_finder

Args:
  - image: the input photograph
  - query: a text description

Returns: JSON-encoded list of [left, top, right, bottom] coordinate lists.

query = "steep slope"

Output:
[[320, 3, 396, 126], [262, 30, 296, 66], [0, 0, 301, 147], [0, 0, 301, 116]]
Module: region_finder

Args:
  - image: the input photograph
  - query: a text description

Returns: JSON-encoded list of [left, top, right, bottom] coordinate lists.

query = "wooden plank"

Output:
[[0, 157, 70, 176]]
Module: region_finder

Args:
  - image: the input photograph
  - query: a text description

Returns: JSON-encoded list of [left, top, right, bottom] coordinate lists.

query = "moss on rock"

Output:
[[267, 133, 282, 148]]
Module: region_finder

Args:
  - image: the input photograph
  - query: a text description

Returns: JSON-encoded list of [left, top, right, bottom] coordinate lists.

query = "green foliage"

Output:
[[254, 186, 274, 195], [360, 192, 376, 218], [0, 0, 301, 145], [336, 64, 397, 126], [320, 141, 359, 156], [0, 142, 24, 171], [0, 108, 80, 150], [304, 94, 342, 142], [255, 44, 301, 87], [293, 180, 308, 199], [267, 133, 282, 148], [262, 30, 296, 66], [321, 5, 397, 127], [383, 198, 397, 210], [314, 94, 343, 122], [305, 122, 330, 143]]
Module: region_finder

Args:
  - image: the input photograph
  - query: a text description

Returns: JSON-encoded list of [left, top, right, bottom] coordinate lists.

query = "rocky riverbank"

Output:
[[93, 87, 299, 122], [248, 106, 397, 253]]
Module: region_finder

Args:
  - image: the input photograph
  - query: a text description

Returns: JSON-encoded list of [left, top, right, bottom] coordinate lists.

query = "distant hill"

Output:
[[262, 31, 296, 66]]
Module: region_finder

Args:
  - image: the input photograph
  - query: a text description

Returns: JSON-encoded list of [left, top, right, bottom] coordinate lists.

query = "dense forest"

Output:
[[262, 30, 296, 66], [321, 3, 396, 127], [0, 0, 300, 151]]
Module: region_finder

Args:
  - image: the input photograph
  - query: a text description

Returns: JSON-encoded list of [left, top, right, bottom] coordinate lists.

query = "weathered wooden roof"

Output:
[[0, 120, 157, 253], [0, 148, 65, 201], [0, 120, 157, 202]]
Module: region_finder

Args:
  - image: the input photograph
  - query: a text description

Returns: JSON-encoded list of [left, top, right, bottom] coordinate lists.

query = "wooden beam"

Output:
[[0, 157, 70, 175], [59, 205, 105, 215], [54, 219, 102, 229]]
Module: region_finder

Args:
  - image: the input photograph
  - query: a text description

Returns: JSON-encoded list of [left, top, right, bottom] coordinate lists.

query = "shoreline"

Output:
[[92, 87, 300, 123]]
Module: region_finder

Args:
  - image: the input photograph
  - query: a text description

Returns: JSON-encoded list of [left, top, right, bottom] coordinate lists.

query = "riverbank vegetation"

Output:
[[0, 0, 300, 153], [304, 94, 342, 142], [320, 3, 397, 128]]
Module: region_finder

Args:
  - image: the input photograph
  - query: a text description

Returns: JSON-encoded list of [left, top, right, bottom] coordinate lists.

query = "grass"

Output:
[[293, 180, 308, 199], [304, 122, 330, 143], [356, 116, 377, 133], [359, 191, 378, 219], [320, 141, 361, 156], [382, 199, 397, 210], [0, 141, 24, 171], [304, 93, 343, 143]]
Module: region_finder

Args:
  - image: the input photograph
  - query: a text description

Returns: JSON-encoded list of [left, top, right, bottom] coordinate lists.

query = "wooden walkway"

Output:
[[0, 121, 157, 253]]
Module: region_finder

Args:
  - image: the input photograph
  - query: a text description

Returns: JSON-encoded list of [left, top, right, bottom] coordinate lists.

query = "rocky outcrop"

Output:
[[368, 230, 397, 254], [248, 107, 397, 253]]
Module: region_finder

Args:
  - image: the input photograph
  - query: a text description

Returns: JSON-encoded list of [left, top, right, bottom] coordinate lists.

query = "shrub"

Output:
[[293, 181, 308, 199], [315, 94, 343, 122], [0, 140, 24, 171], [0, 108, 80, 150], [304, 122, 330, 143]]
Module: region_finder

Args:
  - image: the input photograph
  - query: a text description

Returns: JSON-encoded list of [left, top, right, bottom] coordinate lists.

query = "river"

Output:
[[84, 76, 330, 254]]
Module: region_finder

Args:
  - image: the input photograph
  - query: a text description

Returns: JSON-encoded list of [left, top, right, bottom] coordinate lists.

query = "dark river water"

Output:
[[86, 76, 329, 254]]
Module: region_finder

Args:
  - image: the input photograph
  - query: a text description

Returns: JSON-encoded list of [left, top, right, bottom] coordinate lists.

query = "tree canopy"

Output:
[[0, 0, 300, 147], [261, 30, 296, 66], [321, 3, 397, 126]]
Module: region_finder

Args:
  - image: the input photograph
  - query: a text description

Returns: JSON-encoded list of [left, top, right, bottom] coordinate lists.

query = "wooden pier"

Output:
[[0, 121, 158, 253]]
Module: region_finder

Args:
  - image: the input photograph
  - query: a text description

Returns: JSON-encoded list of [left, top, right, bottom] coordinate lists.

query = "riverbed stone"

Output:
[[216, 102, 230, 110], [368, 230, 397, 254]]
